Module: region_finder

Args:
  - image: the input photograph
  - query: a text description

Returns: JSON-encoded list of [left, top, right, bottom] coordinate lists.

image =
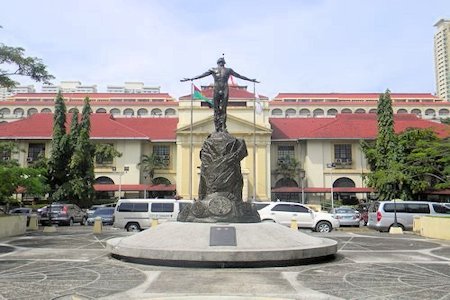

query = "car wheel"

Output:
[[80, 217, 87, 226], [126, 223, 141, 232], [315, 221, 332, 233]]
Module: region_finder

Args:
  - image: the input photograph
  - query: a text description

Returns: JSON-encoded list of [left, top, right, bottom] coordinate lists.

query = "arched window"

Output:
[[41, 108, 52, 113], [271, 109, 282, 116], [285, 109, 296, 117], [152, 177, 171, 185], [165, 108, 176, 116], [369, 109, 377, 114], [110, 108, 120, 116], [333, 177, 355, 188], [299, 109, 310, 117], [123, 108, 134, 116], [68, 108, 78, 113], [27, 108, 38, 116], [275, 178, 298, 187], [425, 109, 436, 117], [137, 108, 148, 116], [13, 108, 24, 117], [397, 109, 408, 114], [96, 108, 107, 113], [354, 109, 366, 114], [341, 108, 352, 114], [151, 108, 162, 116], [0, 108, 11, 115], [95, 176, 115, 184], [439, 109, 449, 116], [411, 109, 421, 116], [313, 109, 324, 117], [0, 108, 10, 116], [327, 109, 338, 116]]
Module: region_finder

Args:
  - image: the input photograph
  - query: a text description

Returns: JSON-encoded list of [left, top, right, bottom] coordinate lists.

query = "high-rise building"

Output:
[[434, 19, 450, 101]]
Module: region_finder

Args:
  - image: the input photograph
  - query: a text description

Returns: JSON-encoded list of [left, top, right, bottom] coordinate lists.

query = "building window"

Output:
[[277, 145, 294, 164], [153, 145, 170, 168], [1, 149, 11, 161], [95, 143, 115, 165], [28, 143, 45, 163], [334, 144, 352, 165]]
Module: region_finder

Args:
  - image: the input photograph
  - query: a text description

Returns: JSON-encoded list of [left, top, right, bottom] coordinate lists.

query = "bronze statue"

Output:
[[181, 58, 259, 132]]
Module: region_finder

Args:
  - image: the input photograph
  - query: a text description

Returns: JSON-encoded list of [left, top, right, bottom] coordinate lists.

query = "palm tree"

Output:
[[138, 153, 163, 184]]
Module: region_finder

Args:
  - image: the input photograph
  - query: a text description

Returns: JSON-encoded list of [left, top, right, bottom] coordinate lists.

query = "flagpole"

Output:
[[253, 82, 256, 201], [189, 81, 193, 200]]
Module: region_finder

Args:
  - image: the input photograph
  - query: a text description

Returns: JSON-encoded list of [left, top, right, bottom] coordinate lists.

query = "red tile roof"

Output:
[[115, 117, 178, 141], [273, 93, 439, 100], [0, 113, 178, 141], [270, 114, 450, 140], [12, 92, 174, 99], [179, 85, 268, 100], [94, 184, 176, 191]]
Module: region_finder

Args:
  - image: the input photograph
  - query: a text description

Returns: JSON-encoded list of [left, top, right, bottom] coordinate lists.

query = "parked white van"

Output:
[[113, 199, 193, 232], [367, 200, 450, 232]]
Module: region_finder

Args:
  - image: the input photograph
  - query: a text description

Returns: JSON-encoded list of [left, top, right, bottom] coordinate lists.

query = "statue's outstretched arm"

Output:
[[230, 69, 260, 83], [180, 70, 213, 82]]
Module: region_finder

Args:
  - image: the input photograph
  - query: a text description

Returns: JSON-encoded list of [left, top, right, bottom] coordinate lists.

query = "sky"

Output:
[[1, 0, 449, 99]]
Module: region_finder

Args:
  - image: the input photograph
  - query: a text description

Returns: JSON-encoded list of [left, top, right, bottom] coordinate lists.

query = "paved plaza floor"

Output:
[[0, 226, 449, 300]]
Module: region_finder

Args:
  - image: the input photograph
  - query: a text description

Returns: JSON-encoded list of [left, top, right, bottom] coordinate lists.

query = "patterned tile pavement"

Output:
[[0, 226, 449, 299]]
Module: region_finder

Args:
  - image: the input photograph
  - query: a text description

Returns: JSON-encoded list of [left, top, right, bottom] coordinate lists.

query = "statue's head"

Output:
[[217, 57, 226, 66]]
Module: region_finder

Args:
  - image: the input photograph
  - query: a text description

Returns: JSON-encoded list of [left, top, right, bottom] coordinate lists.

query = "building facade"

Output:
[[1, 85, 448, 207], [434, 19, 450, 101]]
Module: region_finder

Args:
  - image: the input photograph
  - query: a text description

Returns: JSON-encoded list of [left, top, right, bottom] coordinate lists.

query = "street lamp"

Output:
[[326, 163, 336, 210], [112, 166, 128, 200], [299, 169, 305, 204]]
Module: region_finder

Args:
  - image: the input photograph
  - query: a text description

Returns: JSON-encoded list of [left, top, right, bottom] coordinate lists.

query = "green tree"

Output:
[[363, 90, 403, 200], [95, 144, 122, 165], [362, 90, 450, 200], [276, 156, 300, 183], [0, 43, 54, 88], [68, 108, 80, 152], [0, 166, 48, 204], [68, 97, 95, 207], [138, 153, 165, 183], [47, 91, 71, 202], [397, 129, 450, 195]]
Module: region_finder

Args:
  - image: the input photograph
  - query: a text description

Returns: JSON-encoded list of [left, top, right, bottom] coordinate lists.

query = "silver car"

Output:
[[330, 207, 361, 226], [367, 201, 450, 232]]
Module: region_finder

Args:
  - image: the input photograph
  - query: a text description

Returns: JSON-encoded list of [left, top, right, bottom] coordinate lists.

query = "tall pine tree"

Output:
[[69, 97, 95, 207], [47, 91, 71, 202], [375, 89, 397, 170], [363, 89, 406, 200]]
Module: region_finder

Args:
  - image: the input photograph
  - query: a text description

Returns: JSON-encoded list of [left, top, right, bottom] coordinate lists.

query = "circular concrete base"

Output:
[[107, 222, 338, 267]]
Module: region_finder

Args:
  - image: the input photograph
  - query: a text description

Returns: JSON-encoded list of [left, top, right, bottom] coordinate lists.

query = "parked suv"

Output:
[[113, 199, 193, 232], [256, 201, 340, 232], [367, 201, 450, 232], [40, 203, 87, 226]]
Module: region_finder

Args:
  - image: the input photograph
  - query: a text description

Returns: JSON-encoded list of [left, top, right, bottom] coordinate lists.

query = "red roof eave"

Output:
[[94, 184, 176, 192]]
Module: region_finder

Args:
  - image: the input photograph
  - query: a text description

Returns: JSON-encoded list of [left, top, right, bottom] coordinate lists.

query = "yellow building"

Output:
[[1, 86, 449, 206]]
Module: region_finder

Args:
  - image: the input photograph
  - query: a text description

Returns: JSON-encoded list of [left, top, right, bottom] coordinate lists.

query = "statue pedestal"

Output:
[[107, 222, 338, 267], [178, 132, 260, 223]]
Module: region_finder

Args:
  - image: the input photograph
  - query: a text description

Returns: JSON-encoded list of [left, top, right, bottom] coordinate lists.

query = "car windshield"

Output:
[[50, 205, 64, 212], [254, 203, 270, 210], [335, 208, 355, 214], [433, 204, 450, 214], [93, 208, 115, 216]]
